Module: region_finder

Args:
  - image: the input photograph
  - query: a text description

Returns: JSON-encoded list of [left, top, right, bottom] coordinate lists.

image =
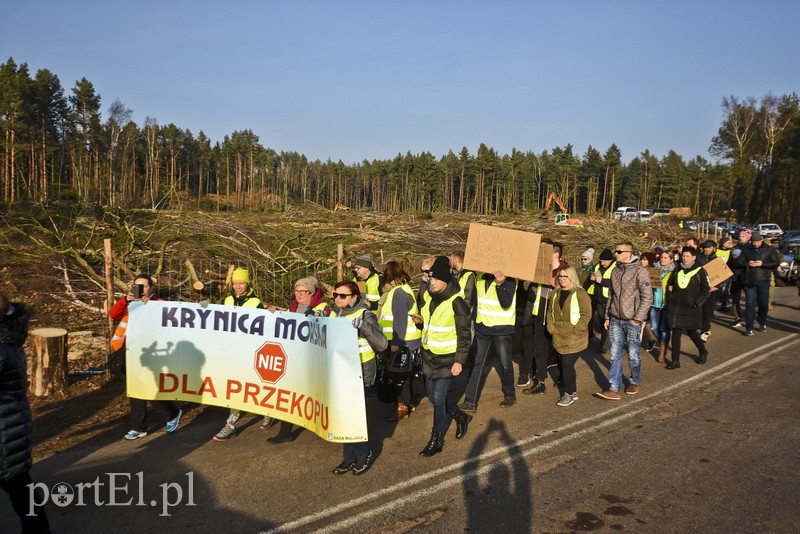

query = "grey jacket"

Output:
[[605, 258, 653, 323]]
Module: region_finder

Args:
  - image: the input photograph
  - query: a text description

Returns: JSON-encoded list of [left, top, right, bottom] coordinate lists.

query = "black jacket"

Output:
[[665, 264, 710, 330], [0, 302, 34, 481], [739, 244, 781, 284]]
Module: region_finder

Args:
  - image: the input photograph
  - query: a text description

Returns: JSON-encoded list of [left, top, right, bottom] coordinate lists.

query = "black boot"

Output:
[[419, 432, 444, 457], [453, 409, 473, 440]]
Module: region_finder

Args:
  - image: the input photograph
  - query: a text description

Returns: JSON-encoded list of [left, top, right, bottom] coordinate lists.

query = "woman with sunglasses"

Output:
[[330, 281, 388, 475], [547, 266, 592, 407]]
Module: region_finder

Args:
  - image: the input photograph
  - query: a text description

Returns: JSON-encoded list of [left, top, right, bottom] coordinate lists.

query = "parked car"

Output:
[[683, 220, 698, 230], [636, 211, 652, 222], [755, 223, 783, 241], [778, 229, 800, 248], [710, 220, 731, 233], [777, 243, 799, 285]]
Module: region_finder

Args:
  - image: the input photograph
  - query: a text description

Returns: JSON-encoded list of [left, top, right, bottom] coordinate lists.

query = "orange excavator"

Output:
[[542, 192, 583, 227]]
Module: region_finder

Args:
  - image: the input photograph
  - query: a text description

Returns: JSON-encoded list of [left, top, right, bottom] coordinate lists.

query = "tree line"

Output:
[[1, 57, 798, 226]]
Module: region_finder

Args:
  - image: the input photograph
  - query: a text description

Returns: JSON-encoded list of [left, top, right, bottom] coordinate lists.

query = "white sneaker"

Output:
[[700, 331, 710, 342]]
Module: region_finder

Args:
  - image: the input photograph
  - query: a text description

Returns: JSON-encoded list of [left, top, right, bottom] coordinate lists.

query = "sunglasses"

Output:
[[614, 250, 631, 255], [332, 292, 353, 298]]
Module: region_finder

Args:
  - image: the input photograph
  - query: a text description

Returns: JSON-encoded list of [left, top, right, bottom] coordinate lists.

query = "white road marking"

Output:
[[268, 334, 800, 533]]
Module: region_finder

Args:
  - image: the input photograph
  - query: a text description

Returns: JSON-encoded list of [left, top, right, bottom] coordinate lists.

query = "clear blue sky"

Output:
[[3, 0, 798, 165]]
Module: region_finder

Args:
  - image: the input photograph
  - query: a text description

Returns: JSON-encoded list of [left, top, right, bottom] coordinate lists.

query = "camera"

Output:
[[131, 284, 145, 299]]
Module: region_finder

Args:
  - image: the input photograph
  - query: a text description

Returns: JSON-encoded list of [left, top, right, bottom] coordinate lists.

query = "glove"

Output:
[[352, 316, 364, 330]]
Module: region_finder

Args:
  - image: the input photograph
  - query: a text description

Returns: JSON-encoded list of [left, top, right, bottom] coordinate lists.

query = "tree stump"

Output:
[[29, 327, 69, 397]]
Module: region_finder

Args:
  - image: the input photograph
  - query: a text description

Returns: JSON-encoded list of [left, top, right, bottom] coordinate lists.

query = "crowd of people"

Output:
[[98, 230, 788, 477]]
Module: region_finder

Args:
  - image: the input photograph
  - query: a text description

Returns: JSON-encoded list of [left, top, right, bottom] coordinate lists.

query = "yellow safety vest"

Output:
[[457, 271, 473, 299], [550, 289, 582, 326], [331, 308, 375, 363], [420, 292, 459, 355], [475, 274, 516, 327], [677, 267, 702, 288], [353, 272, 381, 304], [377, 284, 421, 342], [531, 284, 544, 316], [716, 248, 731, 263], [223, 294, 261, 308], [587, 262, 616, 298]]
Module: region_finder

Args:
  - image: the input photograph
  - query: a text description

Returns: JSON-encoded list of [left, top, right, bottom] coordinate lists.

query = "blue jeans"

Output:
[[464, 332, 515, 405], [608, 317, 642, 392], [425, 376, 457, 433], [745, 280, 771, 331], [649, 307, 670, 344]]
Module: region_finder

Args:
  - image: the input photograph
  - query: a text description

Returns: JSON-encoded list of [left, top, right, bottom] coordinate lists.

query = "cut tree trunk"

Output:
[[29, 327, 69, 397]]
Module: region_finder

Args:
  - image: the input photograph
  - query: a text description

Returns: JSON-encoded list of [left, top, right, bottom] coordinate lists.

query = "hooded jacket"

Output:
[[605, 257, 653, 323]]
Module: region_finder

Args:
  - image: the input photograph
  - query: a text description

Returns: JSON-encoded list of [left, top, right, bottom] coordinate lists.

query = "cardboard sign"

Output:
[[463, 223, 541, 281], [649, 268, 663, 288], [703, 256, 733, 287], [532, 243, 554, 285]]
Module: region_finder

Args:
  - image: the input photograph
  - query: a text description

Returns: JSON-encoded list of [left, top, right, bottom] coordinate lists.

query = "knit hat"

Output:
[[700, 240, 717, 248], [231, 267, 251, 284], [739, 229, 752, 238], [428, 255, 452, 283], [599, 248, 614, 261], [295, 276, 319, 293], [354, 253, 375, 270], [581, 248, 595, 261], [751, 231, 764, 242]]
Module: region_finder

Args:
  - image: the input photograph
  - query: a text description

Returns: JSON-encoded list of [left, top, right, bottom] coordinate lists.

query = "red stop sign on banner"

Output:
[[254, 341, 287, 383]]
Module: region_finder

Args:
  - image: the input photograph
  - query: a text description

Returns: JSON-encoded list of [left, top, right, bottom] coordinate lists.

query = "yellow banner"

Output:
[[125, 301, 367, 443]]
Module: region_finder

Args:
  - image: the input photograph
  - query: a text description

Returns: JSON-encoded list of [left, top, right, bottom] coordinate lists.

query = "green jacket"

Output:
[[546, 287, 592, 355]]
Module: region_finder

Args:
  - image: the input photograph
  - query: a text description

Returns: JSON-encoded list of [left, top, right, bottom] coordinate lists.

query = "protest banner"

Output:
[[463, 223, 541, 280], [649, 268, 663, 288], [703, 256, 733, 286], [532, 243, 554, 285], [125, 301, 367, 443]]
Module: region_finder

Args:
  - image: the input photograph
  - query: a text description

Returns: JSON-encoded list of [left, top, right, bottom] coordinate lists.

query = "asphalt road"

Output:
[[3, 286, 799, 533]]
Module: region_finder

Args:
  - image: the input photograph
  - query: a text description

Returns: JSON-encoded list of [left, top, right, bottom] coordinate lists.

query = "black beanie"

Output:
[[428, 255, 452, 283], [599, 248, 614, 261]]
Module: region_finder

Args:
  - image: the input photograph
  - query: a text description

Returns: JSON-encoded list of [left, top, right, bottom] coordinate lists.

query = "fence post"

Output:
[[337, 243, 344, 282]]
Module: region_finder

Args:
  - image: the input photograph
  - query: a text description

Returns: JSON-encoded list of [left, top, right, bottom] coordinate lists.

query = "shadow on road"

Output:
[[462, 418, 531, 533]]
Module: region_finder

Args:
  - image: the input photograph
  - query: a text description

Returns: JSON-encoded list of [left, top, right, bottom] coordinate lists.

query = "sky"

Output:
[[2, 0, 798, 165]]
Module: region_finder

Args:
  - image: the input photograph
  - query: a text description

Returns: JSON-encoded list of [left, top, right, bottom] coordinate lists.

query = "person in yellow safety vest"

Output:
[[716, 235, 735, 312], [664, 246, 710, 369], [330, 280, 388, 475], [547, 266, 593, 407], [458, 268, 517, 412], [650, 251, 677, 363], [353, 253, 383, 311], [587, 248, 616, 353], [449, 251, 477, 315], [521, 240, 568, 395], [265, 275, 332, 444], [413, 256, 473, 457], [699, 240, 720, 341], [213, 267, 272, 442], [377, 261, 422, 422], [109, 274, 183, 441]]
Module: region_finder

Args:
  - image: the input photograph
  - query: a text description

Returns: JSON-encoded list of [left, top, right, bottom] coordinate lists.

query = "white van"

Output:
[[614, 206, 637, 220]]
